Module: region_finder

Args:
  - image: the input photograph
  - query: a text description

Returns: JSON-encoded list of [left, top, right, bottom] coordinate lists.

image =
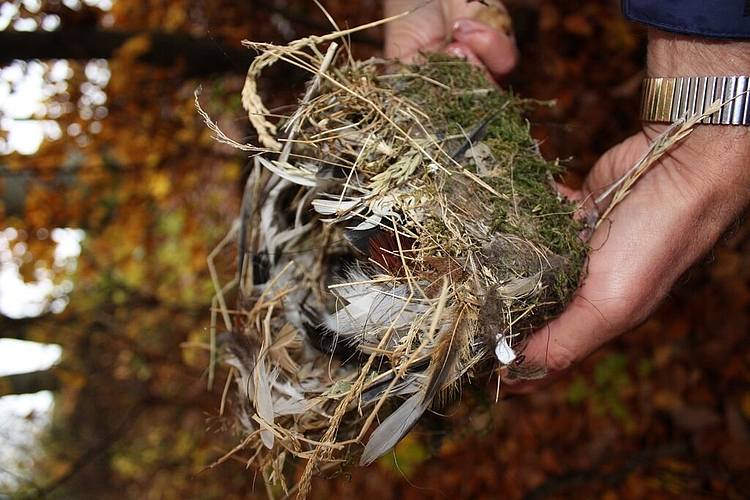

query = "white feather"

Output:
[[312, 197, 361, 216], [269, 379, 311, 416], [346, 213, 382, 231], [324, 269, 429, 346], [257, 156, 317, 187], [494, 335, 517, 365]]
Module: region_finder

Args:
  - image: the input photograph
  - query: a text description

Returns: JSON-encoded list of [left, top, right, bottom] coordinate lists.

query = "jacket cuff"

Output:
[[622, 0, 750, 39]]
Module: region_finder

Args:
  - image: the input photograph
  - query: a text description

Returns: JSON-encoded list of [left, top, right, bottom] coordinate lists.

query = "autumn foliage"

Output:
[[1, 1, 749, 499]]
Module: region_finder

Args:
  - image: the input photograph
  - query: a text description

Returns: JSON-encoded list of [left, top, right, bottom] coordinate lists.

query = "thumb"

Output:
[[501, 133, 659, 394], [451, 18, 518, 79], [580, 129, 660, 201]]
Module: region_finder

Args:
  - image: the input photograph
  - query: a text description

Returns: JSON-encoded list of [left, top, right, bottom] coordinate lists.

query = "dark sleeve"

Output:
[[622, 0, 750, 39]]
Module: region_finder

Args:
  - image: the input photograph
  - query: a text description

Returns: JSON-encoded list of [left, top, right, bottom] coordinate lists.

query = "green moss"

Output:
[[391, 56, 586, 336], [377, 54, 587, 261]]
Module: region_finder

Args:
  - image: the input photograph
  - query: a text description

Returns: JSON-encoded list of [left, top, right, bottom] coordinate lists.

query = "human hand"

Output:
[[384, 0, 518, 80], [502, 29, 750, 393]]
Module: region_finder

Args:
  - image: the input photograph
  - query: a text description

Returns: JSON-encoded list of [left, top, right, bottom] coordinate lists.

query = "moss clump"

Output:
[[374, 53, 588, 331]]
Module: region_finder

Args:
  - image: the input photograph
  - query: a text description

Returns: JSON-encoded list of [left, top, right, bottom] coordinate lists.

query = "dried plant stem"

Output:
[[595, 98, 726, 226], [241, 2, 434, 149]]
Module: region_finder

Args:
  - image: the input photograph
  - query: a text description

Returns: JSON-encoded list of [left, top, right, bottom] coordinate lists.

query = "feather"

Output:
[[312, 197, 361, 216], [343, 216, 415, 274], [419, 305, 473, 409], [360, 280, 465, 465], [253, 356, 275, 449], [346, 214, 382, 232], [315, 161, 353, 180], [496, 272, 542, 298], [258, 178, 292, 265], [270, 380, 310, 416], [324, 266, 429, 349], [494, 335, 517, 365], [359, 392, 425, 466], [360, 362, 428, 402], [342, 223, 384, 256], [343, 215, 397, 256], [257, 155, 318, 187], [360, 321, 471, 465], [267, 323, 301, 373], [450, 111, 499, 161]]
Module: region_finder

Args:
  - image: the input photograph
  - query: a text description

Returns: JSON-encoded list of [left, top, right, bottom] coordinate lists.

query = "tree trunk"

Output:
[[0, 368, 60, 396]]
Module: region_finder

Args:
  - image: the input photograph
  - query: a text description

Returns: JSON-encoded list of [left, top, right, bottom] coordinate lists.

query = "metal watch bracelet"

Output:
[[640, 76, 750, 125]]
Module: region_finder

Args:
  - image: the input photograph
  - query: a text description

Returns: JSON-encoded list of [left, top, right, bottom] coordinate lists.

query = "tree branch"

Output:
[[0, 29, 256, 76]]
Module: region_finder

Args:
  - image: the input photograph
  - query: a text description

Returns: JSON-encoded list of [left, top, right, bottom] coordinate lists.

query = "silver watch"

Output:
[[640, 76, 750, 125]]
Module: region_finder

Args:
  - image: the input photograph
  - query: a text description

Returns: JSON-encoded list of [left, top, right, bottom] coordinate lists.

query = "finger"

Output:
[[384, 0, 445, 60], [452, 18, 518, 78], [500, 289, 616, 394], [444, 0, 514, 37], [443, 40, 485, 68], [556, 183, 580, 201]]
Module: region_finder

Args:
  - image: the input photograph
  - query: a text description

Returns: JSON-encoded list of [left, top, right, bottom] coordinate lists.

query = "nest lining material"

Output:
[[197, 16, 586, 496], [205, 35, 588, 494], [205, 40, 588, 493]]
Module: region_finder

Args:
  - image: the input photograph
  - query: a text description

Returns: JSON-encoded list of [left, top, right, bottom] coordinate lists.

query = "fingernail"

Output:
[[452, 19, 480, 41], [446, 45, 468, 60]]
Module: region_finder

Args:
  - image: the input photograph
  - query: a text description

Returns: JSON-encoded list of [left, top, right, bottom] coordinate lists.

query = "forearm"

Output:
[[493, 9, 750, 393], [593, 30, 750, 327]]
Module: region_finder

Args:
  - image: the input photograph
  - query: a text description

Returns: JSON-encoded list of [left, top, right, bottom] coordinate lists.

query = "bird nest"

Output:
[[201, 25, 589, 499]]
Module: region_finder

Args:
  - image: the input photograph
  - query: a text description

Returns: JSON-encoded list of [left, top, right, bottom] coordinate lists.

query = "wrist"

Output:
[[647, 28, 750, 77], [643, 28, 750, 149]]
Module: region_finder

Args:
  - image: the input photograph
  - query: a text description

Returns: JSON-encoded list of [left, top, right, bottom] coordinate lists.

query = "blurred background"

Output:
[[1, 0, 748, 498]]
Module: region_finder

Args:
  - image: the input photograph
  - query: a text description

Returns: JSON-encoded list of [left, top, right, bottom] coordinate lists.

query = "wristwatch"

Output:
[[640, 76, 750, 125]]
